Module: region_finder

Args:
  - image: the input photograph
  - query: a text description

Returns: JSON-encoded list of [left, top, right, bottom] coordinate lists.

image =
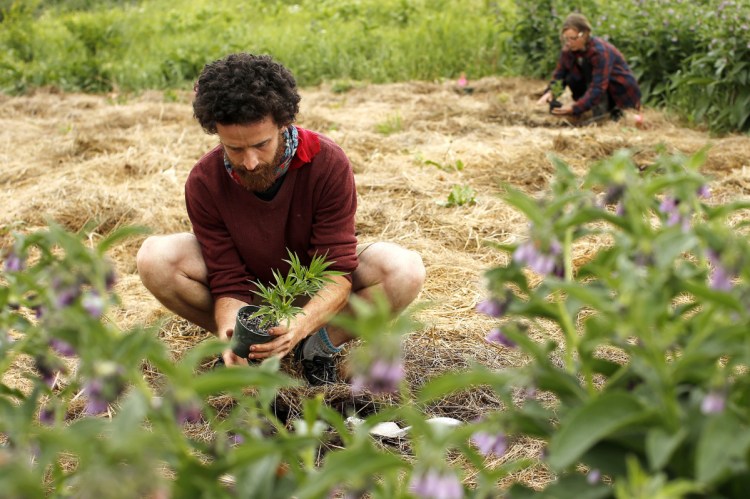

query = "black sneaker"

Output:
[[294, 338, 338, 386]]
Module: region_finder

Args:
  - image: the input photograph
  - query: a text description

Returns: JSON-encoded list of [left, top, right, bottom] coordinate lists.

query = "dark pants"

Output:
[[567, 58, 619, 119]]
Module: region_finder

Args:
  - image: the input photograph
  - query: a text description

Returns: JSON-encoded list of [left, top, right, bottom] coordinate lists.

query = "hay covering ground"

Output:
[[2, 77, 750, 488]]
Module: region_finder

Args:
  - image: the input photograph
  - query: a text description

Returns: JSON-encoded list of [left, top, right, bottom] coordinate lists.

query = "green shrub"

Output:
[[424, 148, 750, 497], [4, 149, 750, 496]]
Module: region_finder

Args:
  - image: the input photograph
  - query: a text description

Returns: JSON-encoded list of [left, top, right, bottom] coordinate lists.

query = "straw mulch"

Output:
[[2, 77, 749, 490]]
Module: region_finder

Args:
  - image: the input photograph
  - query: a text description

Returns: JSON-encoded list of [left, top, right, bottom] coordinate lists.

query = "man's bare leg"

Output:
[[326, 242, 426, 347], [136, 233, 217, 333]]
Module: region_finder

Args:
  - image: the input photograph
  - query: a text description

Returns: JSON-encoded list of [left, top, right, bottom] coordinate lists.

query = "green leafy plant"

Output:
[[424, 158, 465, 172], [249, 249, 345, 329], [9, 145, 750, 497], [375, 113, 403, 135], [548, 79, 564, 112], [440, 184, 477, 207], [422, 147, 750, 497]]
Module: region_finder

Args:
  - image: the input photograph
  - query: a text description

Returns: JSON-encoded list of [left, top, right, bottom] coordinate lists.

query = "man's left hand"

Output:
[[247, 323, 303, 360], [552, 105, 574, 115]]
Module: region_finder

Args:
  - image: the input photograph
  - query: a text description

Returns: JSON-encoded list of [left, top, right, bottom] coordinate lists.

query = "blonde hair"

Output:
[[562, 13, 592, 34]]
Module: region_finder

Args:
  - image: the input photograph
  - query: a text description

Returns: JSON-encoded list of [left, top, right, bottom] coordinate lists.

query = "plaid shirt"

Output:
[[551, 36, 641, 115]]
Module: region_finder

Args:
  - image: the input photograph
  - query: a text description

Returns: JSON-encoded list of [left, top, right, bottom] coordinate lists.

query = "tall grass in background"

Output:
[[0, 0, 513, 93]]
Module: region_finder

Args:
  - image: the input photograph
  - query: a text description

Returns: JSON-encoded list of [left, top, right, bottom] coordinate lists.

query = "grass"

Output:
[[0, 0, 515, 93]]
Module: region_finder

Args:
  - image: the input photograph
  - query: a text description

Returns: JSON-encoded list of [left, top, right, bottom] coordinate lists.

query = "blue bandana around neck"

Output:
[[223, 125, 299, 184]]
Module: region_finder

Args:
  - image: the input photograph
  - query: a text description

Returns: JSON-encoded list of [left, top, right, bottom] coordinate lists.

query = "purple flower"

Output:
[[697, 184, 711, 199], [659, 196, 677, 214], [587, 469, 601, 484], [49, 338, 76, 357], [710, 263, 733, 291], [82, 362, 126, 415], [32, 304, 46, 319], [602, 184, 625, 206], [54, 285, 81, 308], [175, 399, 203, 424], [39, 406, 55, 426], [34, 355, 64, 388], [485, 328, 516, 348], [352, 358, 405, 394], [84, 379, 108, 415], [105, 269, 117, 291], [701, 390, 726, 414], [523, 386, 537, 400], [3, 251, 24, 272], [514, 239, 561, 276], [82, 292, 105, 318], [471, 431, 507, 457], [615, 201, 625, 217], [659, 196, 690, 231], [476, 298, 506, 318], [707, 250, 734, 291], [409, 469, 464, 499]]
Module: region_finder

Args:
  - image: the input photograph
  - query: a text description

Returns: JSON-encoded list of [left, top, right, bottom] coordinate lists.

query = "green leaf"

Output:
[[547, 392, 650, 471], [695, 412, 750, 485], [111, 389, 150, 448], [553, 282, 618, 314], [192, 366, 298, 396], [95, 225, 150, 253], [681, 280, 742, 310], [418, 366, 516, 403], [294, 444, 406, 499], [646, 428, 687, 472], [507, 474, 611, 499], [503, 184, 546, 226], [507, 400, 555, 437], [533, 364, 587, 406]]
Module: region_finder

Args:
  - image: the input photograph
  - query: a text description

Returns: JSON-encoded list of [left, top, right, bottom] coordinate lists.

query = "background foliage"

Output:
[[2, 0, 749, 132]]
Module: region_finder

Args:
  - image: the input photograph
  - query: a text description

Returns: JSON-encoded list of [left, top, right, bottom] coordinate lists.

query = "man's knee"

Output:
[[396, 248, 426, 296], [136, 233, 199, 290], [370, 244, 425, 307]]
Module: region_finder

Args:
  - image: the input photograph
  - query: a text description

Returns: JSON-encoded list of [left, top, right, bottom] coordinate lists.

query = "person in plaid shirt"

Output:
[[537, 13, 641, 121]]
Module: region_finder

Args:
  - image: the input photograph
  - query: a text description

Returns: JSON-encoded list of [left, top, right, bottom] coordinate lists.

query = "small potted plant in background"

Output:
[[231, 250, 344, 358], [548, 80, 564, 113]]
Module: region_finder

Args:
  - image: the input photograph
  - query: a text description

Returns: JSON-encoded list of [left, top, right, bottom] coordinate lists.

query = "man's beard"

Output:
[[228, 134, 285, 192]]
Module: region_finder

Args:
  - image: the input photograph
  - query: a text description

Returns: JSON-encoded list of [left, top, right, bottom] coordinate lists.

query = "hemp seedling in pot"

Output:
[[232, 250, 344, 358], [548, 80, 564, 113]]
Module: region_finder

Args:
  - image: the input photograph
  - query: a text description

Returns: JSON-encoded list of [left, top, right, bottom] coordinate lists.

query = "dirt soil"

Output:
[[2, 76, 750, 486]]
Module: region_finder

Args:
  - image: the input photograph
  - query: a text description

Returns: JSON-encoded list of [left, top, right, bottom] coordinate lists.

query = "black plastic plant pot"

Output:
[[231, 305, 274, 358], [549, 99, 562, 113]]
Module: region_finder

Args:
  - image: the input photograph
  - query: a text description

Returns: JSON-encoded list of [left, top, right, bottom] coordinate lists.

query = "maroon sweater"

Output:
[[185, 127, 358, 303]]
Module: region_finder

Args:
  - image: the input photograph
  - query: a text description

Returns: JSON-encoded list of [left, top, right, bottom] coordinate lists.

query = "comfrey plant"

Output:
[[8, 146, 749, 498], [423, 148, 750, 497]]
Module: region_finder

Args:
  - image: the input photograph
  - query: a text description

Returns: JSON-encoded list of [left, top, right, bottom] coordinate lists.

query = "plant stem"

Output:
[[557, 228, 579, 377]]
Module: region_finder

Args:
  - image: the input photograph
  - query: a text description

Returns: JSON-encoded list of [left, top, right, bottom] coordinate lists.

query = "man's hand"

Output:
[[221, 347, 249, 366], [247, 322, 304, 360], [536, 91, 552, 105], [551, 105, 574, 115], [214, 296, 253, 366]]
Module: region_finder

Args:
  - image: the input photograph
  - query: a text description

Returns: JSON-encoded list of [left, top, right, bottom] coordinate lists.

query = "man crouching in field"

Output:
[[136, 53, 425, 385]]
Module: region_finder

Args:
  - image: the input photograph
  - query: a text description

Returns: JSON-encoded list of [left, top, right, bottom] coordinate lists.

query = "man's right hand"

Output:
[[214, 296, 252, 366], [221, 347, 249, 367], [536, 91, 552, 105]]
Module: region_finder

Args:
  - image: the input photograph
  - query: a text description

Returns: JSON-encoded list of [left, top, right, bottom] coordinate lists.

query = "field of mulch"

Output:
[[2, 76, 749, 488]]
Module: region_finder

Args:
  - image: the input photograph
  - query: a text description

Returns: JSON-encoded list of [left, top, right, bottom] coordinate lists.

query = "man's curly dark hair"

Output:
[[193, 53, 301, 134]]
